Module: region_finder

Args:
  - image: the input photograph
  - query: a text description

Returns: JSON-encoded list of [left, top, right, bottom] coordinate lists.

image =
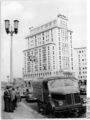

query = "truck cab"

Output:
[[32, 76, 86, 115]]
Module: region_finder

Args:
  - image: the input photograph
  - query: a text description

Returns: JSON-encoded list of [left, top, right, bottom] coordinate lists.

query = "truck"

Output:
[[32, 76, 86, 115]]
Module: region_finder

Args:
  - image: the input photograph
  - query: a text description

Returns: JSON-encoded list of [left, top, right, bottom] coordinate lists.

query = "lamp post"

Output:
[[4, 20, 19, 83]]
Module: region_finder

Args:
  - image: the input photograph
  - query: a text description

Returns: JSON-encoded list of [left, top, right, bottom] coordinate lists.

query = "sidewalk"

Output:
[[1, 101, 45, 119]]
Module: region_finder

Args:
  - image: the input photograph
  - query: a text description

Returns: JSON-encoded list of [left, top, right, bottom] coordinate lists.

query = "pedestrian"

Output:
[[3, 86, 10, 112], [14, 88, 17, 108], [11, 88, 16, 111], [8, 87, 13, 112], [3, 86, 13, 112], [19, 87, 22, 101], [16, 87, 21, 103]]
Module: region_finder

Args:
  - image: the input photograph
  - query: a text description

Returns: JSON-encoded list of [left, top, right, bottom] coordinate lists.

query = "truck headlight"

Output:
[[58, 101, 63, 106]]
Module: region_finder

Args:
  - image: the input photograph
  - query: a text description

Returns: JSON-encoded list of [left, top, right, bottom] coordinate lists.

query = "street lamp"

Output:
[[5, 20, 10, 34], [4, 20, 19, 83], [14, 20, 19, 34]]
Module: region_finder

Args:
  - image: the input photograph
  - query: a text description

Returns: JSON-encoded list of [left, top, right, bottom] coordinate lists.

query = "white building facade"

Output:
[[23, 14, 73, 81], [74, 47, 87, 83]]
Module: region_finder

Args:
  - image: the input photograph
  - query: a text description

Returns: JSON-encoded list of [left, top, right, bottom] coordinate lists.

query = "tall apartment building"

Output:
[[74, 47, 87, 83], [23, 14, 73, 81]]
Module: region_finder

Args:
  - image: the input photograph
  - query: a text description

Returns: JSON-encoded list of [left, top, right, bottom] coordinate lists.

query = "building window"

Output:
[[53, 51, 54, 55], [43, 64, 47, 70], [43, 37, 44, 40], [51, 38, 53, 41], [79, 72, 81, 75], [79, 59, 80, 62]]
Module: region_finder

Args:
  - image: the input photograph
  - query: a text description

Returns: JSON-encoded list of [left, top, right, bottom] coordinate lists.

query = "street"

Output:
[[22, 99, 86, 118], [1, 95, 86, 119], [1, 97, 45, 119]]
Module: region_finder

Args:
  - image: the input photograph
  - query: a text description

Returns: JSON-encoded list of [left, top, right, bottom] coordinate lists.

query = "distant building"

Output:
[[74, 47, 87, 84], [23, 14, 73, 81], [1, 81, 7, 89]]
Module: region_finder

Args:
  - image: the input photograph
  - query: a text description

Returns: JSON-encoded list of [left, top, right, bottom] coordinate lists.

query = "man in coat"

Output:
[[11, 88, 16, 110], [3, 86, 11, 112], [8, 87, 14, 112]]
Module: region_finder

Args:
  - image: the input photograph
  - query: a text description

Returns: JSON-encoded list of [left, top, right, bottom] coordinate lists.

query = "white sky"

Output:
[[1, 0, 86, 81]]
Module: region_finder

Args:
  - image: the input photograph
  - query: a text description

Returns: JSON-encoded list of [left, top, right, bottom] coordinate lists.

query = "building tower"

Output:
[[23, 14, 73, 81], [74, 47, 87, 84]]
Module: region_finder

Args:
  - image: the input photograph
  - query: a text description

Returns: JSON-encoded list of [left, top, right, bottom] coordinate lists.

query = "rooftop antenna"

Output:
[[57, 8, 62, 17]]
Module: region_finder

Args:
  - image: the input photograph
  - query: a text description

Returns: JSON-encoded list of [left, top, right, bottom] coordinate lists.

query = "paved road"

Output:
[[1, 96, 45, 119]]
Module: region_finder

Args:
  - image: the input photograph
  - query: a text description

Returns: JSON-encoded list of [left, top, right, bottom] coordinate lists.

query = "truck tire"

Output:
[[37, 102, 43, 113], [45, 103, 53, 115]]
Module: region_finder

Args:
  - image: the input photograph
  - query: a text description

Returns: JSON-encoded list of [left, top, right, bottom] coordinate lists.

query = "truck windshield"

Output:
[[48, 79, 78, 89]]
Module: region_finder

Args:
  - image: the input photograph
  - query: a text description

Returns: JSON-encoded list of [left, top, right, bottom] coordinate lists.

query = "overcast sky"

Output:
[[1, 0, 86, 81]]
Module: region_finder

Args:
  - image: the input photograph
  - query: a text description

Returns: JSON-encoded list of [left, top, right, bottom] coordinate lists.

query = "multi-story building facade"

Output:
[[74, 47, 87, 84], [23, 14, 73, 81]]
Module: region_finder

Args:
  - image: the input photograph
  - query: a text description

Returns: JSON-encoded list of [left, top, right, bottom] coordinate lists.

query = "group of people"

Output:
[[3, 86, 21, 112]]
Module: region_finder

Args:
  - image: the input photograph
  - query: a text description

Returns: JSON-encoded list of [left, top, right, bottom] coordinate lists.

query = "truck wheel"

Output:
[[37, 102, 43, 113], [46, 104, 52, 115]]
